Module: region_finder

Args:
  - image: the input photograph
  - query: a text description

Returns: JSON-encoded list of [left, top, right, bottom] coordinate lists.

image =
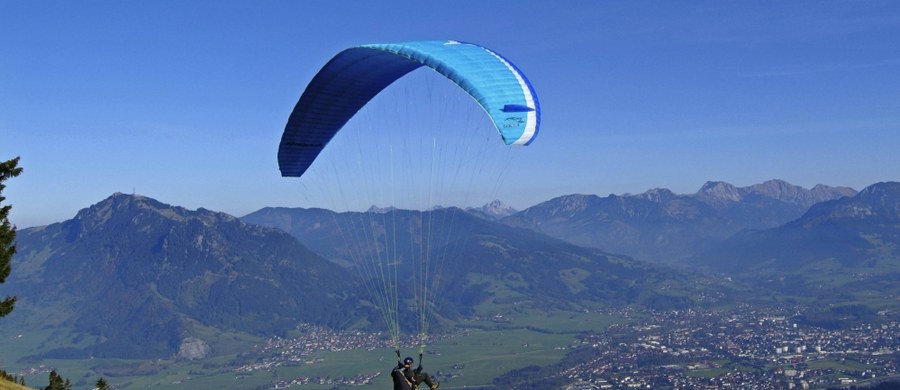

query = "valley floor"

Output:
[[2, 306, 898, 389]]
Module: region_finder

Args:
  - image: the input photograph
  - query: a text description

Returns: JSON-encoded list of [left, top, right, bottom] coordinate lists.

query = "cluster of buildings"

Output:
[[560, 306, 899, 389], [233, 324, 447, 387], [231, 306, 898, 389], [272, 372, 381, 389], [13, 363, 51, 378], [234, 324, 392, 373]]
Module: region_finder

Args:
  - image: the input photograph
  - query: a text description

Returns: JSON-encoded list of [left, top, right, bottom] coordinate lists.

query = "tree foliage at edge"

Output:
[[1, 156, 23, 318]]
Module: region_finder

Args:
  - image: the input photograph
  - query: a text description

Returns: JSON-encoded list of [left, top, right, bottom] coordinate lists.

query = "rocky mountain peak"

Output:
[[694, 180, 857, 209], [635, 188, 677, 203], [808, 184, 857, 205], [853, 182, 900, 217], [482, 199, 517, 217], [69, 193, 241, 240], [73, 193, 167, 230], [557, 194, 599, 213], [749, 179, 800, 197], [367, 205, 398, 214], [697, 181, 743, 203], [800, 182, 900, 224], [748, 180, 856, 208], [464, 200, 517, 220], [857, 181, 900, 199]]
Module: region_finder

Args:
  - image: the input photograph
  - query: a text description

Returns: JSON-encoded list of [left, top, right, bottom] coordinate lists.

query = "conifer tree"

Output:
[[1, 157, 22, 318], [44, 370, 72, 390], [96, 377, 110, 390]]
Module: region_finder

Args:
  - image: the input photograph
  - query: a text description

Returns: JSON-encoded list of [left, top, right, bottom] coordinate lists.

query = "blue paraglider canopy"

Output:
[[278, 40, 541, 177]]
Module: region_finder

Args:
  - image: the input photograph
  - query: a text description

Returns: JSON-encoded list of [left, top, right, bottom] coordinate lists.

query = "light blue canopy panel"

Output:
[[278, 40, 541, 177]]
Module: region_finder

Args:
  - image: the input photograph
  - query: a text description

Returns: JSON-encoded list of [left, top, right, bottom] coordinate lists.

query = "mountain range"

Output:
[[502, 179, 856, 265], [3, 179, 898, 361], [693, 181, 900, 271], [4, 194, 701, 360], [690, 182, 900, 318], [242, 205, 703, 311]]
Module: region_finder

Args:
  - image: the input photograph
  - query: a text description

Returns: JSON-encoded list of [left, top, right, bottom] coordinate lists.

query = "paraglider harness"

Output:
[[393, 350, 438, 389]]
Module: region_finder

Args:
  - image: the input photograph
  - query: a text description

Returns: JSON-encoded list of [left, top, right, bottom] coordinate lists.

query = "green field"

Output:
[[0, 310, 628, 389], [806, 358, 871, 372]]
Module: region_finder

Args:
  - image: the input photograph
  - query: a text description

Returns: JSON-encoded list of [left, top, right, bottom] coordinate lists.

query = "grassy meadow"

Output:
[[0, 310, 627, 389]]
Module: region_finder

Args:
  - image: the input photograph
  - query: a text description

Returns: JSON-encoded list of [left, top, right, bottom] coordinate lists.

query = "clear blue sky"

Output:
[[3, 1, 899, 228]]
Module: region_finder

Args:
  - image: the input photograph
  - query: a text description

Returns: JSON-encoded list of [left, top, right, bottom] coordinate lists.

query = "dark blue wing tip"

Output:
[[500, 104, 535, 113]]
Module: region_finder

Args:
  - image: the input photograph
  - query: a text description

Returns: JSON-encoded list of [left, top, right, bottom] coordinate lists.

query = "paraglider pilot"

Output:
[[392, 353, 439, 389]]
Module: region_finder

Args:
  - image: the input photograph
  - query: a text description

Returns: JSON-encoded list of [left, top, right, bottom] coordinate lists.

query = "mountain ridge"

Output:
[[692, 181, 900, 271], [4, 193, 360, 359], [4, 179, 887, 361], [686, 182, 900, 324], [242, 205, 709, 312], [501, 180, 857, 264]]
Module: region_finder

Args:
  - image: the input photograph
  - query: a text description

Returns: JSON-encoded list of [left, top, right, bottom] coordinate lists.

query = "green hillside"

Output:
[[0, 380, 31, 390]]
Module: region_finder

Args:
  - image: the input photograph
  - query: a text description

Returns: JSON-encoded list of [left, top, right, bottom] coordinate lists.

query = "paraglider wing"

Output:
[[278, 40, 541, 177]]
